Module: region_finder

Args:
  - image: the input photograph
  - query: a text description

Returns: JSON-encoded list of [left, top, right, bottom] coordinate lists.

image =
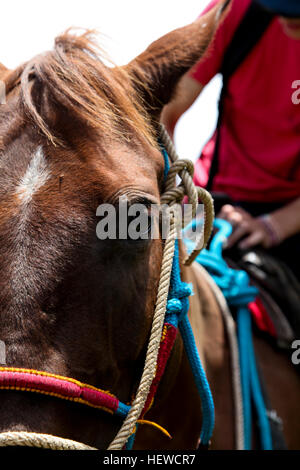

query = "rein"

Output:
[[184, 218, 273, 450], [0, 367, 130, 417], [0, 125, 215, 450]]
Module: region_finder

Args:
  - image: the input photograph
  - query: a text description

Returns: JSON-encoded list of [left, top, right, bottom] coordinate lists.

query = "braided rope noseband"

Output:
[[0, 125, 214, 450]]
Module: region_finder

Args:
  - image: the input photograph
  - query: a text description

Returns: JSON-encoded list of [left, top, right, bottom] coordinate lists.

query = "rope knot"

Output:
[[176, 283, 193, 300], [166, 298, 182, 315], [159, 124, 214, 266], [166, 281, 193, 325]]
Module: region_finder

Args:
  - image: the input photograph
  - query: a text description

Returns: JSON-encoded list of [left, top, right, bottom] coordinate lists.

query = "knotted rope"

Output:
[[159, 124, 214, 265], [0, 124, 214, 450], [108, 125, 214, 449]]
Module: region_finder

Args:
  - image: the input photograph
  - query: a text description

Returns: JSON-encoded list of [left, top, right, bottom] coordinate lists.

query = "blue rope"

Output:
[[119, 144, 214, 449], [166, 240, 215, 446], [183, 217, 273, 450], [116, 402, 131, 418], [237, 307, 253, 449], [180, 316, 215, 445], [247, 326, 273, 450], [158, 139, 170, 178], [161, 144, 215, 446]]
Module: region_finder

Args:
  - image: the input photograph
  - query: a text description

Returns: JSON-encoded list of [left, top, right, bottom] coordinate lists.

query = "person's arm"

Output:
[[161, 74, 204, 139], [269, 197, 300, 241], [219, 197, 300, 250]]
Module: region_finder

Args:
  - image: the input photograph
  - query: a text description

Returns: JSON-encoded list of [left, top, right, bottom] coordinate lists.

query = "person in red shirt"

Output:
[[162, 0, 300, 279]]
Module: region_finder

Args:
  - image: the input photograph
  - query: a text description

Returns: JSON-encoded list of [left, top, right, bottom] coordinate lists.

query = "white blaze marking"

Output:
[[16, 147, 50, 204]]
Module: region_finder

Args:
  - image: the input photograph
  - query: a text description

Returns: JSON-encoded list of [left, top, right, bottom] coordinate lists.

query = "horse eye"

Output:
[[96, 197, 158, 244], [127, 208, 153, 242], [129, 214, 152, 238]]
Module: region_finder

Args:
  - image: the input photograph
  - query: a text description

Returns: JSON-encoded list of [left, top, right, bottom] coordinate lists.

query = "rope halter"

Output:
[[0, 124, 215, 450]]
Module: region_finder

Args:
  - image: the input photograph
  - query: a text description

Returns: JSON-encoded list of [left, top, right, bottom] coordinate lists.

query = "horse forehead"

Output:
[[90, 140, 164, 197], [0, 134, 163, 211], [15, 146, 50, 205]]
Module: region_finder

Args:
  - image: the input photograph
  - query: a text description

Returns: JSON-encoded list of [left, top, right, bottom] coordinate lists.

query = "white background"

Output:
[[1, 0, 221, 161]]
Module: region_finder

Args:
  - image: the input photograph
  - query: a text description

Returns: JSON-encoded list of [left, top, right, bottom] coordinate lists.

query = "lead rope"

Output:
[[185, 218, 272, 450], [0, 125, 214, 450], [192, 263, 244, 450], [109, 125, 214, 450], [108, 208, 178, 450]]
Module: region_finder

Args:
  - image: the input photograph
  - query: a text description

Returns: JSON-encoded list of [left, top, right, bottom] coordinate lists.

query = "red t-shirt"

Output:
[[191, 0, 300, 203]]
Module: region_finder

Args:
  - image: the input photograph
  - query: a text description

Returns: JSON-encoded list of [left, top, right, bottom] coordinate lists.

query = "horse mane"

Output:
[[8, 30, 155, 146]]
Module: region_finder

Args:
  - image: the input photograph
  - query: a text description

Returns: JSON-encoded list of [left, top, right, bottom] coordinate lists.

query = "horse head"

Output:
[[0, 2, 228, 448]]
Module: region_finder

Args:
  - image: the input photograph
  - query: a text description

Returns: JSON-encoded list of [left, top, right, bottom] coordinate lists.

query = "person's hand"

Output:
[[218, 205, 281, 250]]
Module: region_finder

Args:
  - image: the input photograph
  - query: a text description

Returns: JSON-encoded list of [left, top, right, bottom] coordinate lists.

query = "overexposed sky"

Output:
[[1, 0, 221, 161]]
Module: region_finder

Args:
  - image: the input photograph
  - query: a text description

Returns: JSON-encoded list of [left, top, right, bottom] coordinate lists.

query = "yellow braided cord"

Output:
[[137, 420, 172, 439], [0, 367, 115, 396]]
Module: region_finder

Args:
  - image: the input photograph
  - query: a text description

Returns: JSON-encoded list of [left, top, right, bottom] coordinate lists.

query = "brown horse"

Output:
[[0, 0, 299, 449]]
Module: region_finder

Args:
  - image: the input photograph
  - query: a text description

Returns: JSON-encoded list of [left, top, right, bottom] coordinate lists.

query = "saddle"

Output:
[[225, 247, 300, 349]]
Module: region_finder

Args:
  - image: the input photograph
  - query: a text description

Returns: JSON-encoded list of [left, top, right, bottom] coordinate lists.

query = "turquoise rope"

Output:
[[237, 307, 272, 449], [161, 145, 215, 447], [247, 323, 273, 450], [183, 218, 273, 450], [118, 144, 214, 449], [237, 307, 252, 449], [179, 316, 215, 445], [116, 402, 131, 418], [166, 240, 215, 446]]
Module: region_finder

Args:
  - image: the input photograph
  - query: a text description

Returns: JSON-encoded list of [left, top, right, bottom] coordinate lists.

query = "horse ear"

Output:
[[0, 63, 9, 78], [0, 64, 9, 103], [125, 0, 229, 124]]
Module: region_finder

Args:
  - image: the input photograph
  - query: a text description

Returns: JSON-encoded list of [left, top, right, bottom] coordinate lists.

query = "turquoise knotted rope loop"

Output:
[[183, 218, 273, 450]]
